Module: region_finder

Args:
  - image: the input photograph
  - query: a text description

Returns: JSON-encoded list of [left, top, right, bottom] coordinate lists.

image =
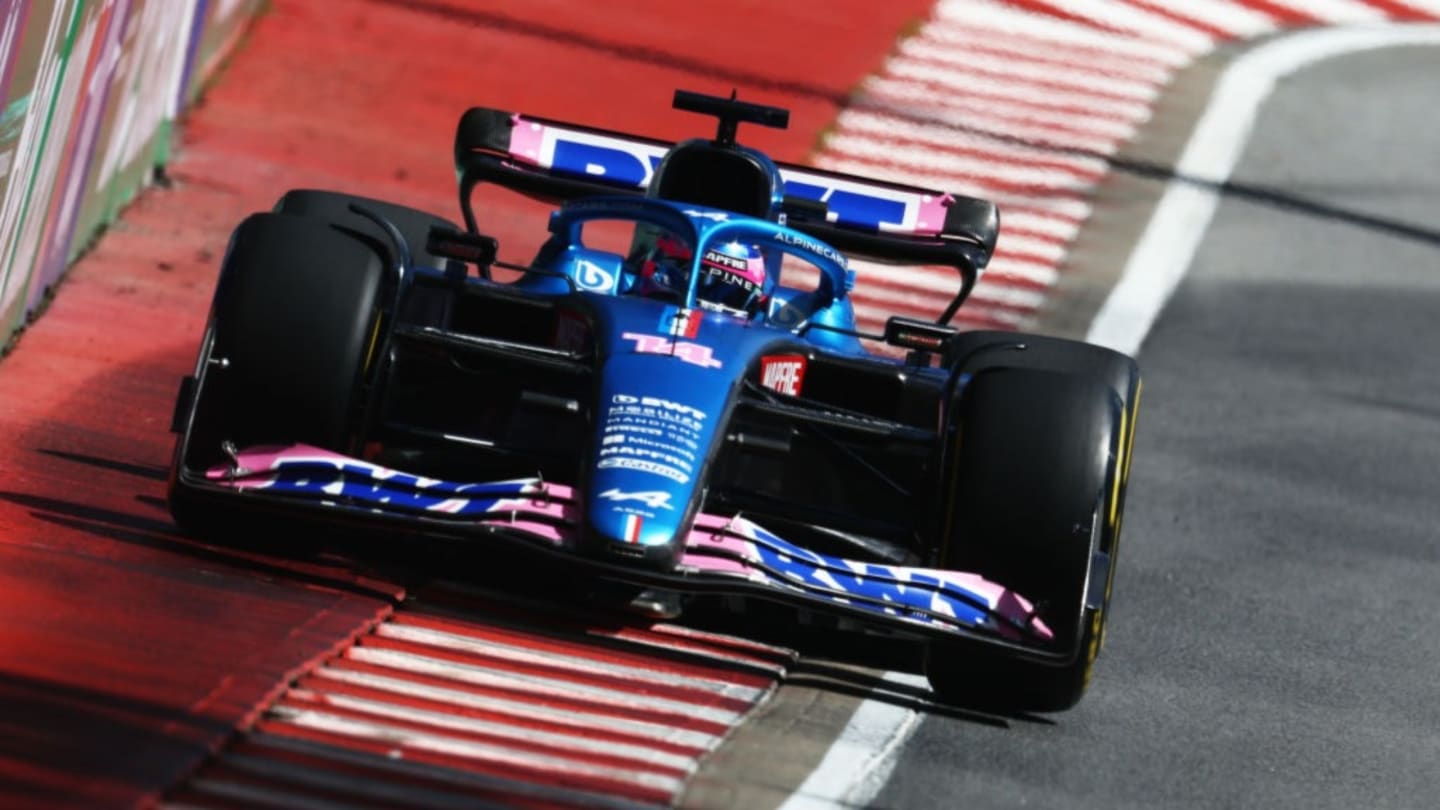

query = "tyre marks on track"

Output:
[[164, 585, 794, 808]]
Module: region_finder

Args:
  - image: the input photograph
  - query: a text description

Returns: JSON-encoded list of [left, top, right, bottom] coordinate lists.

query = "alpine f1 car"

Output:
[[168, 90, 1141, 711]]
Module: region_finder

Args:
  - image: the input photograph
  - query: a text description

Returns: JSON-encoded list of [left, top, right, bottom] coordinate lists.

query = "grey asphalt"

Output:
[[870, 44, 1440, 810]]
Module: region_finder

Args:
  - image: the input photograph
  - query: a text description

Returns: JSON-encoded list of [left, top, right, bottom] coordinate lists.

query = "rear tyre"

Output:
[[169, 212, 386, 537], [925, 367, 1126, 713]]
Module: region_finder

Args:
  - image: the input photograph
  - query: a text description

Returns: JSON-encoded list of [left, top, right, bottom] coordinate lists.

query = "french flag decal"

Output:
[[664, 308, 702, 339], [623, 514, 643, 544]]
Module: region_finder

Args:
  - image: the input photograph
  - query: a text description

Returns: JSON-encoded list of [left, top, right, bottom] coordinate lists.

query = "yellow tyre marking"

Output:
[[362, 311, 384, 374]]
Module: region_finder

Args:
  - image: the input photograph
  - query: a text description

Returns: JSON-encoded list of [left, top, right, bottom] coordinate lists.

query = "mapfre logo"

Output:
[[760, 355, 807, 397]]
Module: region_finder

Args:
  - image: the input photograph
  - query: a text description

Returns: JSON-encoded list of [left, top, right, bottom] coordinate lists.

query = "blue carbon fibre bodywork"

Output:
[[507, 197, 871, 563], [587, 298, 797, 555]]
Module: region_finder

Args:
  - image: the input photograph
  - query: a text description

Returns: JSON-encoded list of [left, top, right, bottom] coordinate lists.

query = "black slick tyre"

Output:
[[273, 189, 460, 275], [926, 367, 1125, 712], [169, 212, 385, 537]]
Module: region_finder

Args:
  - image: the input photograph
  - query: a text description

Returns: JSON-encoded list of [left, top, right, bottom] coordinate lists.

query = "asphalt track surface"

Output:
[[871, 42, 1440, 810]]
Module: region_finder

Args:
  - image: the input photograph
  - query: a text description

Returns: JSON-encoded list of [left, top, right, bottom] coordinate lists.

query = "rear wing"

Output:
[[453, 106, 999, 320]]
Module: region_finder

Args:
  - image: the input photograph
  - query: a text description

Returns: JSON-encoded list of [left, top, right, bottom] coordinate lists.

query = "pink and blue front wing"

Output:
[[206, 445, 1051, 642]]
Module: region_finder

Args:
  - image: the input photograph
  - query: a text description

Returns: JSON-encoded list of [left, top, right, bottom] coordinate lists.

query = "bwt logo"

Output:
[[537, 126, 918, 232], [549, 130, 666, 188], [612, 393, 707, 421], [760, 354, 807, 397]]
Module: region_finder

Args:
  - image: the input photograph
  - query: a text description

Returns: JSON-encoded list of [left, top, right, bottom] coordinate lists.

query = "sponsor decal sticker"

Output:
[[598, 457, 689, 483], [772, 229, 848, 268], [683, 209, 731, 222], [621, 332, 722, 369], [526, 121, 931, 233], [623, 513, 643, 544], [598, 488, 674, 511], [575, 258, 616, 291], [760, 354, 807, 397], [661, 307, 702, 339], [599, 392, 708, 484]]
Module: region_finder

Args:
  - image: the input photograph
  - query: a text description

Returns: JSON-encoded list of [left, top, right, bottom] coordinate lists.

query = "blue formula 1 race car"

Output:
[[168, 91, 1141, 712]]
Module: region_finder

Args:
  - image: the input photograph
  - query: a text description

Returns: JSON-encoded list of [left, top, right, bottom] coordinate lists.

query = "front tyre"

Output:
[[169, 212, 386, 537], [927, 367, 1131, 712]]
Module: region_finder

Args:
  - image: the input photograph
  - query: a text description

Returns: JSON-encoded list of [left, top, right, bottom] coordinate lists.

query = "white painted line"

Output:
[[1388, 0, 1440, 15], [268, 706, 687, 794], [789, 23, 1440, 810], [857, 279, 1047, 312], [378, 623, 764, 701], [347, 647, 743, 725], [863, 79, 1142, 142], [932, 0, 1196, 65], [1031, 0, 1217, 51], [853, 256, 1058, 291], [881, 59, 1152, 120], [1087, 25, 1440, 355], [582, 628, 790, 676], [846, 302, 1031, 331], [419, 579, 795, 672], [312, 666, 722, 748], [1003, 211, 1083, 242], [822, 135, 1100, 193], [817, 157, 1096, 221], [917, 25, 1176, 83], [635, 622, 796, 661], [893, 39, 1164, 103], [853, 301, 1029, 330], [834, 109, 1110, 176], [1131, 0, 1277, 37], [964, 284, 1050, 310], [285, 689, 700, 771], [775, 673, 930, 810], [1260, 0, 1388, 24], [996, 234, 1070, 263], [851, 92, 1129, 157], [595, 623, 794, 673], [986, 255, 1064, 286]]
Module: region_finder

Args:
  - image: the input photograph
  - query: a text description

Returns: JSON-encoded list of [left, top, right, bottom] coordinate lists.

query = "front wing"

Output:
[[189, 444, 1057, 654]]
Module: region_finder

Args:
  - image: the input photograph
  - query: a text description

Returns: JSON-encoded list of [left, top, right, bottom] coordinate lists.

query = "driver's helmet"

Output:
[[695, 241, 768, 317]]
